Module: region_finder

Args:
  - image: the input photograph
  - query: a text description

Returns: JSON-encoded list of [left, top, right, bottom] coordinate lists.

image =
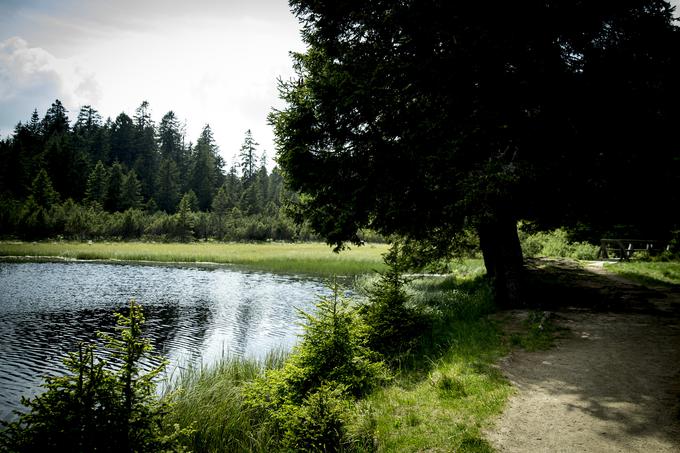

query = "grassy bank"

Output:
[[604, 261, 680, 286], [164, 267, 514, 452], [362, 276, 510, 451], [0, 241, 389, 276], [164, 351, 288, 452]]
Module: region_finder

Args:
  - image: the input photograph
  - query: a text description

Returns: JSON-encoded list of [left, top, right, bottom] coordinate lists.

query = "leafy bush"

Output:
[[0, 300, 192, 452], [519, 228, 599, 260]]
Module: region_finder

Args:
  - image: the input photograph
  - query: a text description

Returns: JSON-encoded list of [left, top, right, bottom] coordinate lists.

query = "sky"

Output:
[[0, 0, 305, 168], [1, 1, 679, 168]]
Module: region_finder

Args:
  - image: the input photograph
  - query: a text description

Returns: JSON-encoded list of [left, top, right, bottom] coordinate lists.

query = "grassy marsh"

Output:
[[0, 241, 389, 276]]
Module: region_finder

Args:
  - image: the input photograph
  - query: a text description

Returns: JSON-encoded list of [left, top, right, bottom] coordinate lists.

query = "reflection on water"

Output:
[[0, 261, 329, 421]]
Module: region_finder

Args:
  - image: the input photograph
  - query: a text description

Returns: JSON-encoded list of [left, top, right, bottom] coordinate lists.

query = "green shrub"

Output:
[[281, 383, 351, 452], [0, 300, 192, 452], [359, 242, 428, 358], [245, 283, 389, 450], [519, 227, 599, 260]]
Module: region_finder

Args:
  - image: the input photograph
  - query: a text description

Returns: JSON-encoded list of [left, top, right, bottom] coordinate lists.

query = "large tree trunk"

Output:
[[478, 216, 524, 308]]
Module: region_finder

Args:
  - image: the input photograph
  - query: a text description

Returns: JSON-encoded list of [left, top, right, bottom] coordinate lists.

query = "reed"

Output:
[[163, 350, 287, 452]]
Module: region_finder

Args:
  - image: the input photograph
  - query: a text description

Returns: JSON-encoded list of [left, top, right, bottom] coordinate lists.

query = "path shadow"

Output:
[[493, 258, 680, 449], [522, 258, 677, 315]]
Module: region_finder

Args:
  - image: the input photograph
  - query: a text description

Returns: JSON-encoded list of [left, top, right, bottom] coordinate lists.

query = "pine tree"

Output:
[[155, 158, 181, 213], [120, 170, 143, 210], [106, 162, 125, 211], [132, 101, 159, 200], [110, 113, 135, 167], [175, 192, 195, 241], [0, 301, 192, 452], [158, 112, 183, 160], [85, 161, 110, 206], [211, 185, 231, 216], [182, 190, 200, 212], [41, 100, 69, 138], [158, 111, 188, 181], [74, 106, 103, 132], [188, 125, 223, 210], [73, 105, 109, 165], [27, 109, 41, 136], [238, 130, 258, 184], [30, 169, 60, 208]]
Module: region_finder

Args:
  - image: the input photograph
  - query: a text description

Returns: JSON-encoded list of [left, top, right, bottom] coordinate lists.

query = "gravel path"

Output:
[[486, 261, 680, 452]]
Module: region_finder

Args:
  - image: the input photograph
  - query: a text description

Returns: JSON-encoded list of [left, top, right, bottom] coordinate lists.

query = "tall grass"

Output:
[[159, 267, 511, 452], [353, 275, 511, 452], [163, 350, 287, 452], [0, 241, 389, 276]]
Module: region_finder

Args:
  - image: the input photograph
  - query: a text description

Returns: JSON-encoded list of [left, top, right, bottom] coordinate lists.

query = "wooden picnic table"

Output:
[[597, 238, 668, 261]]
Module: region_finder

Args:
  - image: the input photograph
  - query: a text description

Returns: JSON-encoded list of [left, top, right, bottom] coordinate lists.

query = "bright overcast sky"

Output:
[[0, 0, 305, 168], [1, 1, 679, 168]]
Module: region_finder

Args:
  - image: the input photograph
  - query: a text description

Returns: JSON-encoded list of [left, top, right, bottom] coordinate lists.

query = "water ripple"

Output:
[[0, 261, 328, 421]]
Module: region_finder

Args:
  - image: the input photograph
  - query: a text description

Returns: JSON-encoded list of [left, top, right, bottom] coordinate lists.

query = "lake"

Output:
[[0, 261, 332, 421]]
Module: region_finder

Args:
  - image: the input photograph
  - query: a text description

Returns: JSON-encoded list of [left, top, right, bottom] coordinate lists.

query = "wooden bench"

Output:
[[597, 239, 669, 261]]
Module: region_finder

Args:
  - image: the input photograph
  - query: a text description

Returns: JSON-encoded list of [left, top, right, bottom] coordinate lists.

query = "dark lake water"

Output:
[[0, 261, 331, 421]]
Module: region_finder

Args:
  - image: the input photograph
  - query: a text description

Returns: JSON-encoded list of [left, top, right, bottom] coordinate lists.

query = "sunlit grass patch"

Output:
[[604, 261, 680, 286], [349, 272, 511, 452], [361, 319, 511, 452]]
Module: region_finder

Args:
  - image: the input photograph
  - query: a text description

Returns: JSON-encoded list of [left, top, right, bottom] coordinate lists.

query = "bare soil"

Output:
[[486, 260, 680, 452]]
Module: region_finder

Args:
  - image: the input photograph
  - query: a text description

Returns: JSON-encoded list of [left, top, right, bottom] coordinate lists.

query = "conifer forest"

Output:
[[0, 100, 313, 241]]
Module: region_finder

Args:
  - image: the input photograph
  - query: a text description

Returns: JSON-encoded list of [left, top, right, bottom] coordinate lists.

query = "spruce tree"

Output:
[[155, 158, 181, 213], [106, 162, 125, 211], [158, 111, 187, 182], [132, 101, 159, 200], [74, 106, 103, 132], [188, 125, 223, 210], [85, 161, 110, 206], [211, 185, 231, 216], [175, 192, 195, 241], [120, 169, 143, 210], [110, 113, 135, 167], [41, 100, 69, 138], [30, 169, 60, 208], [238, 129, 258, 184]]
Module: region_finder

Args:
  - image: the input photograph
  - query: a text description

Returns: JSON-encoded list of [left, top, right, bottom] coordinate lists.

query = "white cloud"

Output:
[[0, 36, 102, 136], [672, 0, 680, 18], [0, 37, 60, 102]]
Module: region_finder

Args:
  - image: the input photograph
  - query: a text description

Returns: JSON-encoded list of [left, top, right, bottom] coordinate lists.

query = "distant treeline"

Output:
[[0, 99, 344, 241]]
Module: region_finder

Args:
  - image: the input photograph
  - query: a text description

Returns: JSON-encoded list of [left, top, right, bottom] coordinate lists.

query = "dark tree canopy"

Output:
[[272, 0, 680, 305]]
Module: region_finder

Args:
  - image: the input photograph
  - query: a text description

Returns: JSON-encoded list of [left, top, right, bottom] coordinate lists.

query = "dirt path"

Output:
[[486, 261, 680, 452]]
